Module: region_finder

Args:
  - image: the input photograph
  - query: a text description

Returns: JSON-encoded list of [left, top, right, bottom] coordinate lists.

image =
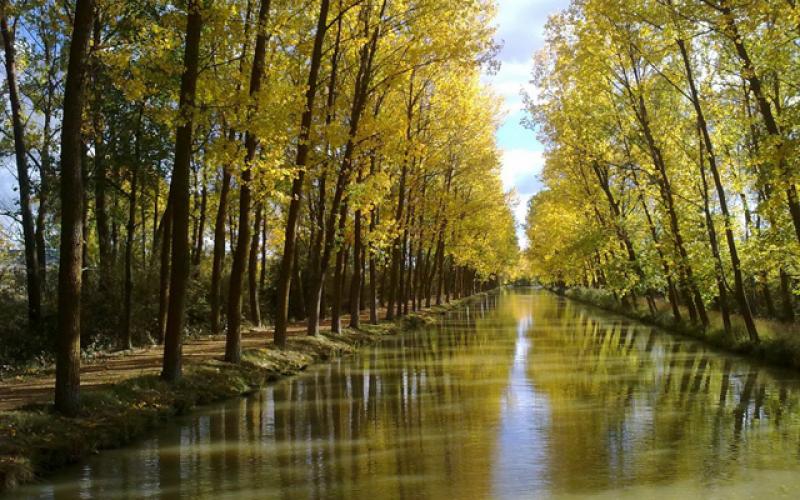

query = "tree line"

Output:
[[0, 0, 518, 416], [525, 0, 800, 341]]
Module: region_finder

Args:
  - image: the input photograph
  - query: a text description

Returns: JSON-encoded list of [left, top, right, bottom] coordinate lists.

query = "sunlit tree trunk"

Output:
[[624, 69, 708, 326], [368, 203, 379, 325], [698, 140, 733, 335], [676, 36, 758, 341]]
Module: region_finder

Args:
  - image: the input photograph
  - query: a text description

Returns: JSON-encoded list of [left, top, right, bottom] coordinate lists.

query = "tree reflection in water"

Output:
[[17, 290, 800, 499]]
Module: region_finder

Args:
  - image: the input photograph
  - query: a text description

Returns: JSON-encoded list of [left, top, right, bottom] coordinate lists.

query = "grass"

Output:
[[0, 294, 483, 492], [558, 286, 800, 370]]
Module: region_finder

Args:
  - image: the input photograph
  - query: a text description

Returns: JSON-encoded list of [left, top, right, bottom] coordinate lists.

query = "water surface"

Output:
[[14, 290, 800, 498]]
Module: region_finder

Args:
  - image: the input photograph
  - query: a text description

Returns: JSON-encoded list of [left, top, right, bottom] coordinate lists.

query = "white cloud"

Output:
[[494, 0, 567, 63], [483, 61, 537, 115], [501, 148, 544, 195], [501, 148, 545, 249]]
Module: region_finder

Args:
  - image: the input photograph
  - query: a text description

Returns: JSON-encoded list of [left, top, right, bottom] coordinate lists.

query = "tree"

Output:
[[161, 0, 203, 382], [1, 1, 42, 324], [54, 0, 94, 417], [273, 0, 330, 348], [225, 0, 272, 363]]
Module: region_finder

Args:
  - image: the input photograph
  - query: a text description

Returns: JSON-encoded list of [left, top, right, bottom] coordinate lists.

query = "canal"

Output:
[[15, 289, 800, 498]]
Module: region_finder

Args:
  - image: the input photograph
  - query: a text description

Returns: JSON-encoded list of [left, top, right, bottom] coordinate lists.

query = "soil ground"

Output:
[[0, 311, 382, 411]]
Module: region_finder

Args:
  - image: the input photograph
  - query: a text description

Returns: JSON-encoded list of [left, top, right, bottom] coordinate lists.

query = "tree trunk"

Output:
[[588, 161, 656, 310], [54, 0, 94, 417], [369, 207, 379, 325], [411, 217, 423, 312], [1, 12, 42, 324], [780, 269, 794, 322], [306, 176, 327, 336], [423, 243, 434, 308], [633, 172, 682, 323], [192, 169, 208, 265], [444, 256, 451, 303], [109, 155, 119, 270], [360, 245, 367, 311], [122, 106, 144, 350], [305, 0, 382, 336], [677, 36, 758, 342], [331, 203, 348, 333], [210, 162, 231, 335], [274, 0, 330, 348], [92, 18, 111, 294], [157, 200, 172, 344], [293, 248, 306, 320], [305, 11, 342, 337], [260, 214, 267, 292], [399, 204, 413, 316], [698, 139, 732, 335], [140, 179, 147, 261], [434, 232, 445, 306], [161, 1, 202, 382], [248, 204, 263, 326], [152, 183, 159, 254], [349, 203, 362, 328], [627, 78, 708, 326], [387, 164, 407, 320], [122, 152, 138, 350], [36, 22, 57, 286], [226, 0, 271, 363]]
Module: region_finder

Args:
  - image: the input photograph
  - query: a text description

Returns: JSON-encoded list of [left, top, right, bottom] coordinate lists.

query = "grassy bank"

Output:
[[556, 286, 800, 370], [0, 297, 477, 491]]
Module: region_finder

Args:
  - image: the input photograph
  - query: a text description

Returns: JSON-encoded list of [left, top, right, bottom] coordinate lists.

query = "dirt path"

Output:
[[0, 316, 369, 412]]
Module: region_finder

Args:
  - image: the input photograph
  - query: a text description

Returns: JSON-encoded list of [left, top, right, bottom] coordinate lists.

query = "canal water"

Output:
[[15, 289, 800, 498]]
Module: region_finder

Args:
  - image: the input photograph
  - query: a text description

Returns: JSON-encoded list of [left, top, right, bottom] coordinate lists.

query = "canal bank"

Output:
[[555, 286, 800, 371], [0, 295, 482, 492]]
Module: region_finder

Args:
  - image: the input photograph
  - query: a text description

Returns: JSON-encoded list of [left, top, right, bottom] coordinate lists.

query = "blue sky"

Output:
[[483, 0, 567, 246]]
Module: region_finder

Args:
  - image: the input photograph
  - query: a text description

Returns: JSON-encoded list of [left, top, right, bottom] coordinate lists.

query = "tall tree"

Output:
[[1, 3, 42, 324], [225, 0, 271, 363], [54, 0, 95, 417], [273, 0, 330, 348], [161, 0, 203, 381]]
